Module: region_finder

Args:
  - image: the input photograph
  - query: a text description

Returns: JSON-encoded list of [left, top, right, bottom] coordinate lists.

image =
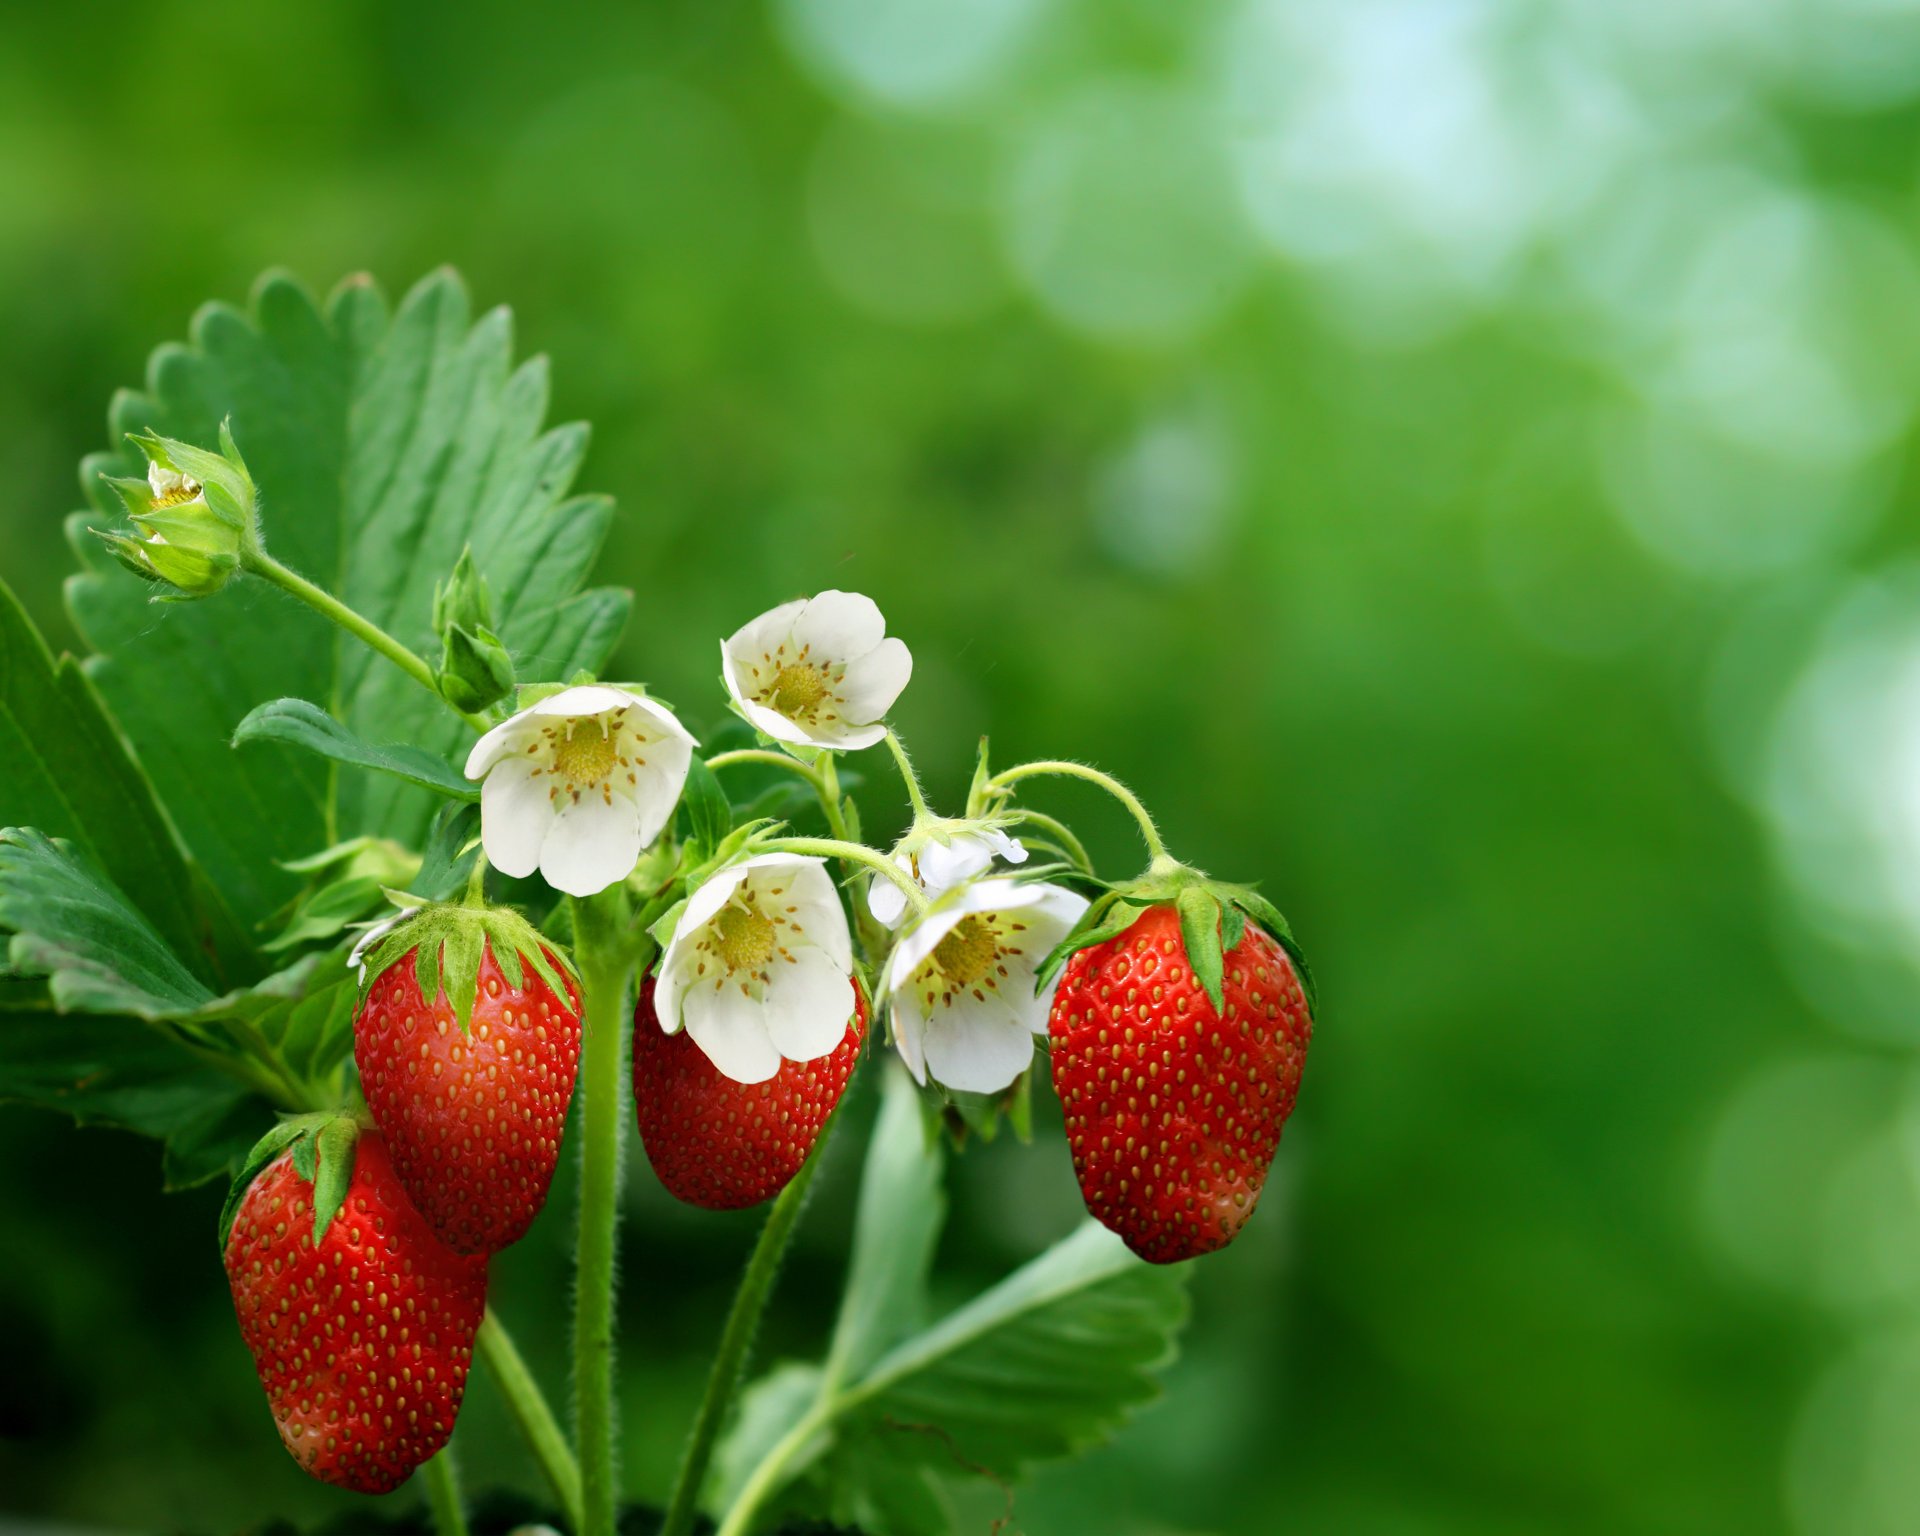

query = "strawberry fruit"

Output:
[[632, 974, 867, 1210], [221, 1120, 488, 1493], [354, 903, 582, 1255], [1049, 900, 1312, 1264]]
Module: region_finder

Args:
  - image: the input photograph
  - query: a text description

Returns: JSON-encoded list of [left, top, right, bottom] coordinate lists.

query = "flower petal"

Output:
[[529, 684, 643, 719], [623, 694, 700, 747], [889, 991, 930, 1084], [466, 715, 536, 780], [803, 718, 887, 751], [835, 636, 912, 723], [917, 832, 995, 894], [763, 944, 854, 1062], [480, 762, 552, 878], [921, 996, 1037, 1094], [765, 857, 853, 971], [726, 598, 808, 664], [789, 589, 887, 661], [866, 853, 913, 928], [683, 982, 784, 1084], [538, 795, 642, 897]]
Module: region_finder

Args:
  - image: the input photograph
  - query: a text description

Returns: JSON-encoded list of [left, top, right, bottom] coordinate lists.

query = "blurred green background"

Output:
[[6, 0, 1920, 1532]]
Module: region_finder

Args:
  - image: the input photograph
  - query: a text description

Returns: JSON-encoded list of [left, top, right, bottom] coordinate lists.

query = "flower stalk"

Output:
[[476, 1309, 584, 1533], [658, 1112, 840, 1536], [570, 888, 635, 1536]]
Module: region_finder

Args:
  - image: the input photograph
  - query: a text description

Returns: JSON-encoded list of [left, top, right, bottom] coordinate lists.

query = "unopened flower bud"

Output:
[[94, 420, 259, 599]]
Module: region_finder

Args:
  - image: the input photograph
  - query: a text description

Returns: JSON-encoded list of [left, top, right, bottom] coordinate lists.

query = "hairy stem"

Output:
[[570, 889, 635, 1536], [763, 836, 927, 914], [882, 728, 929, 820], [1006, 807, 1095, 875], [989, 760, 1170, 865], [659, 1114, 840, 1536], [477, 1309, 584, 1533], [703, 748, 826, 795], [242, 550, 489, 732], [421, 1447, 471, 1536]]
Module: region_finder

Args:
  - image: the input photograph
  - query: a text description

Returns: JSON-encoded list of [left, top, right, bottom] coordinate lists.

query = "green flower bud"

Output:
[[433, 546, 516, 711], [93, 419, 260, 600]]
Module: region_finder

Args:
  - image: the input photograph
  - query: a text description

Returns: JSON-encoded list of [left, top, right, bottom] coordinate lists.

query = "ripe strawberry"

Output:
[[354, 905, 582, 1254], [222, 1125, 488, 1493], [1049, 902, 1312, 1264], [632, 974, 867, 1210]]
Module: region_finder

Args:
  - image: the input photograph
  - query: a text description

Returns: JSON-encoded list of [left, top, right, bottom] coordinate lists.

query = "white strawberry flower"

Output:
[[884, 878, 1089, 1094], [464, 685, 696, 898], [654, 853, 855, 1083], [867, 826, 1029, 930], [721, 590, 912, 751]]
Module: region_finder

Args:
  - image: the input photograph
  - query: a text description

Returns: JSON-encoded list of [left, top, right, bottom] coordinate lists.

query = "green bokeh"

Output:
[[5, 1, 1918, 1533]]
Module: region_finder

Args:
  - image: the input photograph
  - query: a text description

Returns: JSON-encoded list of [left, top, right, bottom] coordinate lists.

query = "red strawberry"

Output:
[[355, 912, 582, 1255], [222, 1127, 488, 1493], [1049, 903, 1311, 1264], [632, 974, 867, 1210]]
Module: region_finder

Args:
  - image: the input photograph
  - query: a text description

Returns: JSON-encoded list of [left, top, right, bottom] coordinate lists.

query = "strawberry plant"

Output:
[[0, 269, 1316, 1536]]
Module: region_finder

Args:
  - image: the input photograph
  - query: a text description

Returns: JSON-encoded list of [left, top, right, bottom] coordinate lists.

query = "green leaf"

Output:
[[841, 1222, 1189, 1476], [718, 1164, 1189, 1526], [679, 754, 733, 861], [0, 1009, 255, 1190], [67, 269, 630, 940], [0, 577, 238, 981], [0, 828, 217, 1019], [234, 698, 478, 801], [825, 1064, 948, 1384]]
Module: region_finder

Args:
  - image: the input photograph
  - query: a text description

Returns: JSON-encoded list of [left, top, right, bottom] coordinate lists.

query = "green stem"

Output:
[[477, 1309, 584, 1533], [1007, 807, 1095, 875], [989, 760, 1170, 865], [659, 1115, 841, 1536], [243, 549, 489, 732], [882, 729, 929, 820], [570, 889, 635, 1536], [421, 1447, 471, 1536], [715, 1402, 835, 1536], [763, 836, 927, 914], [815, 754, 853, 843], [703, 749, 826, 795]]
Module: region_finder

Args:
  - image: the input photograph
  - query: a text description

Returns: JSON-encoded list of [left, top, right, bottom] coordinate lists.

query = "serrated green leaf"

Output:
[[1177, 887, 1226, 1015], [234, 698, 478, 801], [0, 828, 217, 1018], [0, 577, 239, 981], [66, 269, 630, 943], [825, 1065, 948, 1385]]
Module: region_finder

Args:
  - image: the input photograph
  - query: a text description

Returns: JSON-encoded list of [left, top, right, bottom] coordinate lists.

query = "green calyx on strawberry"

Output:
[[1044, 858, 1315, 1266], [1038, 857, 1314, 1020], [352, 899, 584, 1254], [353, 898, 578, 1036], [219, 1115, 489, 1493]]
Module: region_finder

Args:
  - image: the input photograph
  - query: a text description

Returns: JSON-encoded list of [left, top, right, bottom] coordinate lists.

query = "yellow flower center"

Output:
[[552, 723, 618, 787], [715, 904, 776, 972], [769, 662, 830, 717], [932, 915, 1001, 989]]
